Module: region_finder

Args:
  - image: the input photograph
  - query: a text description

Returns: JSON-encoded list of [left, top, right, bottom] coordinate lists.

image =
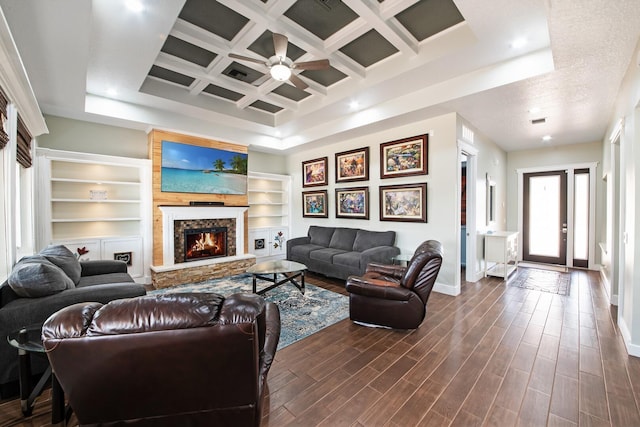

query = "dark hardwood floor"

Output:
[[2, 268, 640, 426]]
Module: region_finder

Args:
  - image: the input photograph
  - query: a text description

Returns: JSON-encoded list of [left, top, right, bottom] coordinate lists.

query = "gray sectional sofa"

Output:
[[287, 225, 400, 280], [0, 245, 146, 398]]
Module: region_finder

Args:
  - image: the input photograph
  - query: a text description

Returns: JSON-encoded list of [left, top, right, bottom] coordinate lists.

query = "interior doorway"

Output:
[[461, 154, 467, 276], [458, 140, 478, 283]]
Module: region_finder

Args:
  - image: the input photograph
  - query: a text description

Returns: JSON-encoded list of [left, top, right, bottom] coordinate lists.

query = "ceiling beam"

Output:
[[342, 0, 418, 55]]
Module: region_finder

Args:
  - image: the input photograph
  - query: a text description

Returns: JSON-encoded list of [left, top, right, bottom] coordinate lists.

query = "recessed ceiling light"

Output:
[[349, 101, 360, 110], [125, 0, 144, 13], [511, 38, 527, 49], [542, 135, 552, 141]]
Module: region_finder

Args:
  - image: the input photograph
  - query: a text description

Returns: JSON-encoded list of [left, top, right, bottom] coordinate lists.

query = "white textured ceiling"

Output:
[[0, 0, 639, 153]]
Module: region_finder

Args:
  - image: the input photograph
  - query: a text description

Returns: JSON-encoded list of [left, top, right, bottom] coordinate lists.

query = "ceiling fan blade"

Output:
[[288, 73, 308, 90], [228, 53, 267, 66], [292, 59, 330, 70], [273, 33, 288, 60], [252, 73, 272, 86]]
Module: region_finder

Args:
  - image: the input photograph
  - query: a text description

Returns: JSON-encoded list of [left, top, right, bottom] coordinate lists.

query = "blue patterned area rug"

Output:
[[149, 274, 349, 350]]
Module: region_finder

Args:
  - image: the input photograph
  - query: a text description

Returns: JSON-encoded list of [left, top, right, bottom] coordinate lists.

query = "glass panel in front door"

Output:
[[523, 170, 567, 265]]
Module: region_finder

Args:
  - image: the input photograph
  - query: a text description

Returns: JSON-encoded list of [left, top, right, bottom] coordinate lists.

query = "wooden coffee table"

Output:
[[246, 260, 307, 295]]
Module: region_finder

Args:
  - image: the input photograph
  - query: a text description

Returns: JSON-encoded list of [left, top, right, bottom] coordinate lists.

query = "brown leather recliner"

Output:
[[42, 292, 280, 427], [345, 240, 443, 329]]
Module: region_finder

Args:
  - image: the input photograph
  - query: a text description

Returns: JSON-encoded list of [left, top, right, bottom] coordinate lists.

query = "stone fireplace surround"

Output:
[[150, 206, 255, 288], [175, 219, 235, 264]]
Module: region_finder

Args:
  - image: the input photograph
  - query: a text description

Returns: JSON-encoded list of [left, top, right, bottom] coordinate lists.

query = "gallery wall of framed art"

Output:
[[299, 134, 428, 223]]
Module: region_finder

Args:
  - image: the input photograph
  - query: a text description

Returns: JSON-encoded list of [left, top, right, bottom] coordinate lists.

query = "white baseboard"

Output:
[[434, 281, 460, 296], [600, 266, 611, 301], [135, 275, 152, 285], [599, 266, 619, 306], [618, 318, 640, 357], [471, 270, 485, 282], [611, 294, 619, 306]]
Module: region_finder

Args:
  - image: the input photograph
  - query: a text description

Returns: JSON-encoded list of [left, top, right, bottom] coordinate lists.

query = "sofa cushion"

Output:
[[290, 244, 325, 260], [40, 245, 82, 285], [308, 226, 335, 247], [353, 230, 396, 252], [332, 252, 362, 270], [309, 248, 347, 263], [329, 228, 358, 251], [8, 256, 75, 298], [77, 272, 135, 288]]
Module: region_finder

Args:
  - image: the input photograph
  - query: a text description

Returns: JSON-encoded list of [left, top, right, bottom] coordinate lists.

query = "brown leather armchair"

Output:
[[42, 292, 280, 427], [345, 240, 443, 329]]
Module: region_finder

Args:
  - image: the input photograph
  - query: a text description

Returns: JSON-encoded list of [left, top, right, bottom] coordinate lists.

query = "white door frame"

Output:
[[458, 140, 479, 282], [517, 162, 598, 268]]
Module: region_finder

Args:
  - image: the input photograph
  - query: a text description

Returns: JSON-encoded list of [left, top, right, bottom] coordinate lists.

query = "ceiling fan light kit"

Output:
[[271, 63, 292, 81], [229, 33, 330, 91]]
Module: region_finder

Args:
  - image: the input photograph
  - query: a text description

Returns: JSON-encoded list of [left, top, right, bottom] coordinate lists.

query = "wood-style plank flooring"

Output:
[[2, 267, 639, 426]]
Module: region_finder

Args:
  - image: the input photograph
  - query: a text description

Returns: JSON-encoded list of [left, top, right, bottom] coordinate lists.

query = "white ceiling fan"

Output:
[[229, 33, 329, 90]]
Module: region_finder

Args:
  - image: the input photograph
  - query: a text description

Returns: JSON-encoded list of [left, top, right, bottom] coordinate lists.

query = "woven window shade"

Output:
[[16, 115, 32, 168], [0, 88, 8, 150]]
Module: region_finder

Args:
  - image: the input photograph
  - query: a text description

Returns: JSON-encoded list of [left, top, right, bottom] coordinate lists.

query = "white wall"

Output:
[[506, 142, 604, 268], [456, 117, 508, 280], [286, 113, 462, 295], [603, 38, 640, 356]]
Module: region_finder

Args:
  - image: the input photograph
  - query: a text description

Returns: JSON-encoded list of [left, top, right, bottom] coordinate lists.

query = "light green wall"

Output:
[[38, 115, 149, 158], [248, 150, 287, 174], [38, 115, 289, 174]]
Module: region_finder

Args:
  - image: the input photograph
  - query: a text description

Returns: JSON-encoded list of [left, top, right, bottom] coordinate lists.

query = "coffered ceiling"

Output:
[[1, 0, 639, 153]]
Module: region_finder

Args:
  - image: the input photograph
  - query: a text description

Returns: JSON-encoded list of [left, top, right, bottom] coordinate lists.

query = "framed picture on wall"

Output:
[[380, 134, 428, 179], [302, 157, 328, 187], [379, 183, 427, 222], [335, 187, 369, 219], [302, 190, 328, 218], [335, 147, 369, 183]]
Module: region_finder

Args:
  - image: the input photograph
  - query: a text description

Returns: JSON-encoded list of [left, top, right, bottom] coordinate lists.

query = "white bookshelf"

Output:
[[35, 148, 152, 282], [247, 171, 291, 261]]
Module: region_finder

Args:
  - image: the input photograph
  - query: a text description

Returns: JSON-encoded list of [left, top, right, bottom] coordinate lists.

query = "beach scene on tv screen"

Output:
[[161, 140, 248, 194]]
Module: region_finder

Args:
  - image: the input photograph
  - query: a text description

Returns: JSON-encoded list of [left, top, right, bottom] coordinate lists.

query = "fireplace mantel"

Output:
[[158, 205, 249, 267]]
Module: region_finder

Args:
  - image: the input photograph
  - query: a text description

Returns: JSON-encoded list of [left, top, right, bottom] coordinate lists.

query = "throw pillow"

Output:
[[40, 244, 82, 285], [8, 255, 75, 298]]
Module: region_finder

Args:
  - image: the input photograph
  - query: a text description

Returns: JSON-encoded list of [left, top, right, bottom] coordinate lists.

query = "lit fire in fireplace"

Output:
[[184, 227, 227, 262]]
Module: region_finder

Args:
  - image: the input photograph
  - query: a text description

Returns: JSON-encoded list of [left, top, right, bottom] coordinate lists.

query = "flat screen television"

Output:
[[161, 140, 248, 195]]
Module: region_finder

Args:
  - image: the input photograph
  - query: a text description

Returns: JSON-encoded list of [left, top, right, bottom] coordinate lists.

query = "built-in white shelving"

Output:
[[35, 148, 152, 282], [247, 171, 291, 261]]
